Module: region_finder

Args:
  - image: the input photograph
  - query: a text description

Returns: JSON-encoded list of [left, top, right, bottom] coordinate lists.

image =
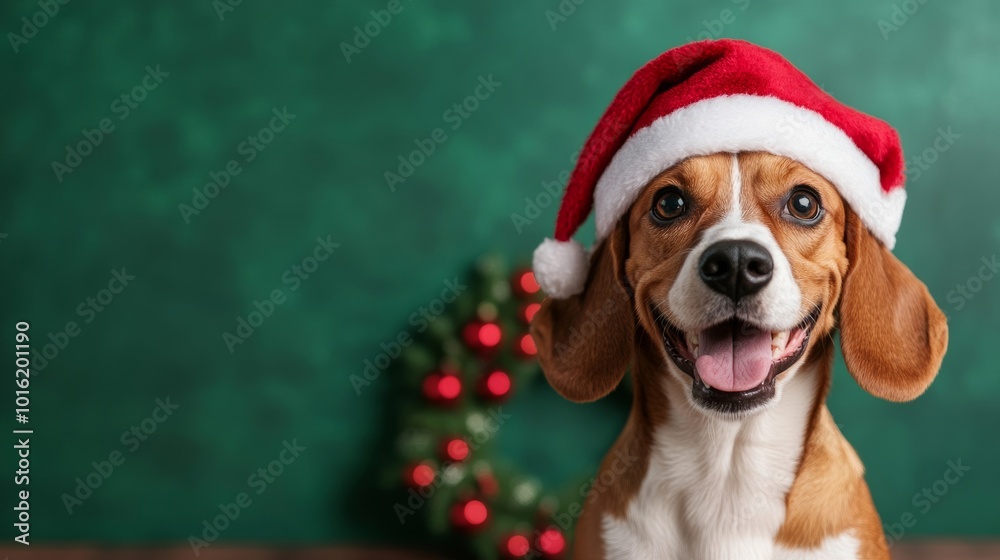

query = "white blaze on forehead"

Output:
[[666, 153, 803, 333], [728, 153, 743, 221]]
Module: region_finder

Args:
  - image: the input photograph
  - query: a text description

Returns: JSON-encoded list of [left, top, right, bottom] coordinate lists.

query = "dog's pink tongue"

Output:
[[695, 322, 772, 392]]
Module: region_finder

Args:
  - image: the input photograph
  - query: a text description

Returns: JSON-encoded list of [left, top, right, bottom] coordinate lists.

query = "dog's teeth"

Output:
[[688, 333, 699, 358], [771, 331, 790, 359]]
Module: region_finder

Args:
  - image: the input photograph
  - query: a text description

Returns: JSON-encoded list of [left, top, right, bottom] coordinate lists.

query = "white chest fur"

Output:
[[601, 364, 860, 560]]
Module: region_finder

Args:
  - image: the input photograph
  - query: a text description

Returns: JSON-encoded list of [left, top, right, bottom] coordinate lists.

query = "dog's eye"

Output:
[[651, 187, 687, 223], [785, 186, 822, 223]]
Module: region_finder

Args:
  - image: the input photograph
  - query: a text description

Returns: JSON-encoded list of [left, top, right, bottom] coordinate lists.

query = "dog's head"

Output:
[[531, 152, 948, 417]]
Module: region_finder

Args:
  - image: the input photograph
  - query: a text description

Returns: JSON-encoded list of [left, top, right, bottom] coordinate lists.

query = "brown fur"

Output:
[[531, 152, 948, 558]]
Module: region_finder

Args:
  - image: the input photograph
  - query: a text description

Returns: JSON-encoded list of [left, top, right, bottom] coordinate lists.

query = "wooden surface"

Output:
[[0, 543, 997, 559], [889, 541, 1000, 559], [0, 549, 440, 560]]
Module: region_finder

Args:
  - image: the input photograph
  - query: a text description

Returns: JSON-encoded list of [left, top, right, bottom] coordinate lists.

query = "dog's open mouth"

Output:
[[653, 307, 820, 413]]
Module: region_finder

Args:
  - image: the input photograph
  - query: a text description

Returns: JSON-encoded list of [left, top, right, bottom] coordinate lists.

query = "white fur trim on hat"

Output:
[[592, 94, 907, 249], [533, 238, 588, 299]]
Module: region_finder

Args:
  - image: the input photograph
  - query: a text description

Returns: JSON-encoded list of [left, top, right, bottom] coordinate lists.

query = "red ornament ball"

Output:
[[480, 369, 512, 401], [537, 527, 566, 557], [504, 534, 532, 558], [442, 437, 470, 462], [422, 371, 462, 405], [512, 270, 541, 298], [437, 376, 461, 399], [463, 320, 503, 352], [521, 302, 542, 324], [478, 323, 502, 347], [403, 462, 436, 489], [451, 499, 489, 531], [516, 333, 537, 358]]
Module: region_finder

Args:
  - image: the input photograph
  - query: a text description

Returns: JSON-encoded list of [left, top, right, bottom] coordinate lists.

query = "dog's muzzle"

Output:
[[653, 306, 820, 415]]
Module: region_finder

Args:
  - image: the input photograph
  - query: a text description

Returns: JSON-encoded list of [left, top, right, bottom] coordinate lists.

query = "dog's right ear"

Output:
[[529, 222, 634, 402]]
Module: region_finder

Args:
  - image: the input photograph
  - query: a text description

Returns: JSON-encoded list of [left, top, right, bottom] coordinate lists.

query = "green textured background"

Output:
[[2, 0, 999, 547]]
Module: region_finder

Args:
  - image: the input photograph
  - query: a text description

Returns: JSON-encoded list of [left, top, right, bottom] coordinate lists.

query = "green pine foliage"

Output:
[[385, 254, 580, 559]]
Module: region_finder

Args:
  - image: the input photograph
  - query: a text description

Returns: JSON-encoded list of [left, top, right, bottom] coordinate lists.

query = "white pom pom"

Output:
[[532, 238, 589, 299]]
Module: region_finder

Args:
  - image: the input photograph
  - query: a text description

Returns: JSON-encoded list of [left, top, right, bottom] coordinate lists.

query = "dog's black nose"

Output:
[[698, 240, 773, 301]]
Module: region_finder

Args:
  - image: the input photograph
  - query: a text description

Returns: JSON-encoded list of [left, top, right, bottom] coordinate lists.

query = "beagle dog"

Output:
[[531, 151, 948, 559]]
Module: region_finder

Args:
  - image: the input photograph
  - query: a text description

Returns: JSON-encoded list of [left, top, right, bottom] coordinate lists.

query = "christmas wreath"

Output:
[[383, 255, 600, 559]]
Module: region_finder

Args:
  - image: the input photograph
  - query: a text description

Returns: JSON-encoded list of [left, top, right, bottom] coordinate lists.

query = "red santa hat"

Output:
[[534, 39, 907, 299]]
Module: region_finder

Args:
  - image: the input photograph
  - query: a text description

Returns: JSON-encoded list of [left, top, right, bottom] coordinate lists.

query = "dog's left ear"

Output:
[[839, 208, 948, 401]]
